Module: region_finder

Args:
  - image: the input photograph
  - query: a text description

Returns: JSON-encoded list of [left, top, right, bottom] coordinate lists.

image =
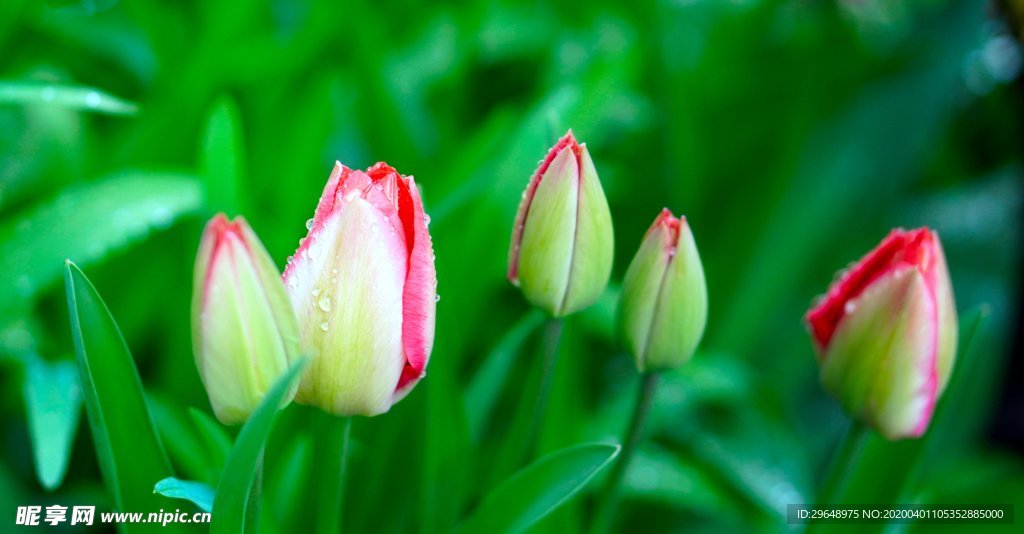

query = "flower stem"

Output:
[[525, 318, 563, 457], [591, 372, 659, 534], [314, 413, 353, 534], [816, 419, 868, 506]]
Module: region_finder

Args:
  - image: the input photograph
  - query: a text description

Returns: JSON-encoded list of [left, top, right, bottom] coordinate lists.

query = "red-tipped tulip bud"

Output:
[[508, 131, 614, 317], [618, 209, 707, 372], [284, 162, 437, 417], [806, 228, 957, 440], [191, 215, 300, 425]]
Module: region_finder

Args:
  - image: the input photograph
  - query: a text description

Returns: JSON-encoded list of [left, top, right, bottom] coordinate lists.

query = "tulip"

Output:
[[284, 162, 437, 417], [618, 209, 707, 372], [191, 214, 300, 425], [508, 131, 613, 317], [805, 228, 957, 440]]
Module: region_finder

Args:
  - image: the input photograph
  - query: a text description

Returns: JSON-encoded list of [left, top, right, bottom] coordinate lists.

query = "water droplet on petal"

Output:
[[434, 294, 441, 302], [312, 287, 321, 297], [320, 321, 329, 332], [423, 214, 431, 225], [318, 295, 332, 312], [306, 218, 314, 230]]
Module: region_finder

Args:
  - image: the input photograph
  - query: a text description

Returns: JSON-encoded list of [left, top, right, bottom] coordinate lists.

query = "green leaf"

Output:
[[23, 356, 82, 491], [0, 81, 139, 115], [64, 261, 176, 526], [188, 407, 233, 480], [458, 443, 620, 534], [211, 360, 306, 534], [200, 96, 246, 216], [154, 477, 215, 512], [465, 308, 546, 441], [0, 172, 202, 311]]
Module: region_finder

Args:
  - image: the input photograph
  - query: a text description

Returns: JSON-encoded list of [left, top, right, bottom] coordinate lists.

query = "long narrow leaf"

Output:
[[1, 172, 202, 311], [64, 261, 176, 529], [211, 360, 306, 534], [458, 443, 620, 534], [23, 356, 82, 491]]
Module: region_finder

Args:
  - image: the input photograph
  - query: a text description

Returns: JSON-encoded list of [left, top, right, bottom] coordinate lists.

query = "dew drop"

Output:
[[318, 295, 332, 312], [423, 214, 431, 225], [320, 321, 329, 332], [286, 255, 294, 264], [371, 223, 379, 233], [312, 287, 321, 297], [434, 294, 441, 303], [305, 218, 314, 230], [308, 246, 319, 260]]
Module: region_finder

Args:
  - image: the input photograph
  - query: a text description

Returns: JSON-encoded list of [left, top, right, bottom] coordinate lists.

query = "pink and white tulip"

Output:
[[806, 228, 957, 440], [284, 162, 437, 417], [192, 215, 300, 424]]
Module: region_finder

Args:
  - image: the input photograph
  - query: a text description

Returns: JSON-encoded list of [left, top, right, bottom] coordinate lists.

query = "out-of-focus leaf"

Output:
[[0, 81, 139, 115], [154, 477, 214, 512], [265, 434, 312, 524], [0, 172, 202, 312], [64, 261, 178, 529], [465, 308, 546, 440], [458, 443, 620, 534], [200, 96, 245, 216], [23, 356, 82, 491], [622, 445, 732, 514], [149, 398, 213, 484], [189, 407, 232, 480], [211, 360, 306, 534]]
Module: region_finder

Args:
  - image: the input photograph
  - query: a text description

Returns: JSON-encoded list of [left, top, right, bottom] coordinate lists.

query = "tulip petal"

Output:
[[289, 196, 409, 416], [644, 219, 707, 371], [820, 267, 938, 439], [560, 143, 614, 316], [508, 132, 579, 283], [392, 175, 437, 399], [619, 210, 675, 370], [516, 145, 580, 316]]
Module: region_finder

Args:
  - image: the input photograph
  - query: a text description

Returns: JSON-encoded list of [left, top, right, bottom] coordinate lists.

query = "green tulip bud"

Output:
[[508, 131, 614, 317], [191, 214, 300, 424], [619, 209, 707, 372]]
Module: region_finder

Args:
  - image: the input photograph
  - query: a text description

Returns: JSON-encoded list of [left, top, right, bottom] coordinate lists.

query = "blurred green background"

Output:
[[2, 0, 1023, 532]]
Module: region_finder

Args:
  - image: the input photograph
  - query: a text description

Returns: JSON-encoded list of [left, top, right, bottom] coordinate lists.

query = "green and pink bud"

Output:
[[508, 131, 614, 317], [284, 162, 437, 417], [191, 215, 301, 425], [806, 228, 957, 440], [618, 209, 707, 372]]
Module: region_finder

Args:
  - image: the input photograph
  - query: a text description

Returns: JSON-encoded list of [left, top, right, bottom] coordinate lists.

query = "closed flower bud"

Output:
[[508, 131, 614, 317], [806, 228, 957, 440], [618, 209, 707, 372], [284, 162, 437, 417], [191, 215, 300, 425]]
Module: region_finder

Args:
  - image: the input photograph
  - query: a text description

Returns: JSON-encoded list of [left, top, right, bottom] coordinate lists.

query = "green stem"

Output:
[[526, 318, 563, 457], [314, 413, 353, 534], [816, 419, 868, 506], [591, 372, 659, 534]]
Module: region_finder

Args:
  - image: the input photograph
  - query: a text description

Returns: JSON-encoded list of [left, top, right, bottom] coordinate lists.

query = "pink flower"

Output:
[[284, 162, 437, 416], [806, 228, 957, 439]]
